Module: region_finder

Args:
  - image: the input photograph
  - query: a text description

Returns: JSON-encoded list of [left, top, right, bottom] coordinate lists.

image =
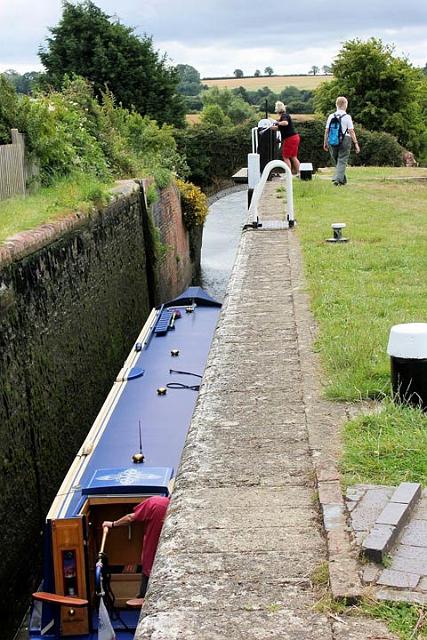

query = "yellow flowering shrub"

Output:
[[175, 179, 208, 228]]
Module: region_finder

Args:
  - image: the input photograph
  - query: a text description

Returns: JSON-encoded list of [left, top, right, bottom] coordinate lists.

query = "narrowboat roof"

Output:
[[162, 286, 221, 308], [47, 288, 220, 521]]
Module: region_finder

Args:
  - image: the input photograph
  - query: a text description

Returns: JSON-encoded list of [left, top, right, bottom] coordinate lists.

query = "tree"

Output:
[[3, 69, 41, 94], [39, 0, 185, 127], [322, 65, 332, 75], [308, 65, 320, 75], [200, 104, 232, 127], [202, 87, 254, 124], [176, 64, 203, 96], [315, 38, 426, 154], [0, 75, 19, 143], [234, 69, 244, 78], [254, 69, 261, 77], [264, 66, 274, 76]]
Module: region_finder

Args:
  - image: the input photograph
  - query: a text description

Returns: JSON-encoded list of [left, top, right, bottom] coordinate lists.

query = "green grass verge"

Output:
[[343, 398, 427, 486], [0, 174, 113, 243], [294, 167, 427, 487], [294, 167, 427, 402], [361, 600, 427, 639]]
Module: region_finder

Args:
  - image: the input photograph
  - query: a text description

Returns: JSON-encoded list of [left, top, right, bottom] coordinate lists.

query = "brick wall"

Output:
[[151, 182, 196, 302]]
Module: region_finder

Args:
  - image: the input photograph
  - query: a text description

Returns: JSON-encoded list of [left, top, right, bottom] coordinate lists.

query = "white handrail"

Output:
[[247, 160, 294, 228]]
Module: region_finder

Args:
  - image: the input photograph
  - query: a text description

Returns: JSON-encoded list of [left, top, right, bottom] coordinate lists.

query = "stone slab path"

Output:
[[135, 181, 396, 639]]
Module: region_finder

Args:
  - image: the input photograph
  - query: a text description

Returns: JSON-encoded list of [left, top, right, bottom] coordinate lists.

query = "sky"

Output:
[[0, 0, 426, 77]]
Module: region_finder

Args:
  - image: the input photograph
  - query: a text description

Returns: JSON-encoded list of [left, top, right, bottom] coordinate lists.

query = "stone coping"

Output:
[[0, 180, 140, 267]]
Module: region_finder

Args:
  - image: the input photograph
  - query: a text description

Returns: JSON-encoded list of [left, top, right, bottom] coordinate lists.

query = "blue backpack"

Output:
[[327, 113, 347, 147]]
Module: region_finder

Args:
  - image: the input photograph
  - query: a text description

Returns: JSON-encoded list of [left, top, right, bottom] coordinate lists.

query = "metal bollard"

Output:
[[326, 222, 348, 243]]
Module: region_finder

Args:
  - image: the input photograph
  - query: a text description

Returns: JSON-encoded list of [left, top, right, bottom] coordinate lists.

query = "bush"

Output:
[[296, 118, 404, 170], [0, 75, 187, 188], [18, 90, 110, 183], [175, 179, 208, 228], [352, 126, 404, 166], [297, 119, 329, 170]]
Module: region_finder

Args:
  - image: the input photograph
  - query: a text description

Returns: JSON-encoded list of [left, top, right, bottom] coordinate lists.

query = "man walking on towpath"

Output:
[[324, 96, 360, 185], [103, 495, 170, 599]]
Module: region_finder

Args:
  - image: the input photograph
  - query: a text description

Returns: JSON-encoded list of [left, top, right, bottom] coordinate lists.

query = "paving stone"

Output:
[[318, 481, 343, 505], [390, 545, 427, 575], [400, 519, 427, 547], [362, 524, 396, 563], [168, 486, 315, 529], [377, 569, 420, 589], [331, 616, 398, 639], [390, 482, 421, 505], [346, 485, 367, 504], [413, 497, 427, 520], [376, 502, 408, 526], [354, 530, 366, 546], [160, 524, 325, 556], [136, 609, 334, 640], [327, 527, 353, 557], [329, 557, 362, 599], [322, 503, 345, 531], [362, 565, 381, 584], [347, 500, 357, 512], [317, 461, 340, 483], [350, 488, 393, 532], [146, 573, 317, 612], [376, 587, 427, 605]]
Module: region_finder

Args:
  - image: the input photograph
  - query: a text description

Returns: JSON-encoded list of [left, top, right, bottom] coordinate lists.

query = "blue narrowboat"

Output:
[[29, 287, 221, 639]]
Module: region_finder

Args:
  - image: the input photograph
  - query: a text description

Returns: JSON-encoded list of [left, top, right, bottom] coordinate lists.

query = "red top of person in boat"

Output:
[[133, 496, 170, 576]]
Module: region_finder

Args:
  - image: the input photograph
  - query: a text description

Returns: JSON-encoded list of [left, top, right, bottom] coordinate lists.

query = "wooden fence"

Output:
[[0, 129, 26, 201]]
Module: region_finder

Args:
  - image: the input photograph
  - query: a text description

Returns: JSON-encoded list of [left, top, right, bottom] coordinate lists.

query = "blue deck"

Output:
[[58, 289, 220, 517]]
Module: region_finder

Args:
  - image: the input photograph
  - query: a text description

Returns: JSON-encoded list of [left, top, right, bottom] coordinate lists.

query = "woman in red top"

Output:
[[275, 101, 300, 175], [103, 495, 170, 598]]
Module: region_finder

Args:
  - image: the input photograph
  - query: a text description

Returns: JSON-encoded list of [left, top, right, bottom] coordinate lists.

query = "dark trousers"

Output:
[[137, 573, 149, 598]]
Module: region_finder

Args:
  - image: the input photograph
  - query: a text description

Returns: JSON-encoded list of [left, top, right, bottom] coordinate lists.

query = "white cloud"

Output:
[[0, 0, 425, 75]]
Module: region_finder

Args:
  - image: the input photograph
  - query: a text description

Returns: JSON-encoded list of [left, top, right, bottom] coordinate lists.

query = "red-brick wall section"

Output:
[[150, 182, 197, 303]]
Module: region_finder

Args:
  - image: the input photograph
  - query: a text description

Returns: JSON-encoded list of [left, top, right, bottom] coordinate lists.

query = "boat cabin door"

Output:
[[51, 517, 90, 636]]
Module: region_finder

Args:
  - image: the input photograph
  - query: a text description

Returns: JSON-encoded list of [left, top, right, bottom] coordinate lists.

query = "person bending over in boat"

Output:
[[103, 495, 170, 599]]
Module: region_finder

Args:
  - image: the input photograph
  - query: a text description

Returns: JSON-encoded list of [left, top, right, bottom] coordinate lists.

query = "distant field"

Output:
[[202, 75, 331, 91], [185, 113, 317, 125]]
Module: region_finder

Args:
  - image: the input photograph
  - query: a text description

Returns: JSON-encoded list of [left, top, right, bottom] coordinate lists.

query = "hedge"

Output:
[[175, 122, 253, 188], [175, 117, 405, 190]]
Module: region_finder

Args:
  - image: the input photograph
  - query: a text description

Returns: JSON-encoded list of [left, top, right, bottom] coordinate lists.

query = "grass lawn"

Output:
[[293, 166, 427, 486], [0, 175, 112, 244], [202, 74, 330, 91]]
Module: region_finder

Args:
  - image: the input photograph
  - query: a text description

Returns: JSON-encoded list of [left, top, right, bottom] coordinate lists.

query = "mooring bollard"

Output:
[[326, 222, 348, 243], [299, 162, 313, 181], [387, 323, 427, 410]]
